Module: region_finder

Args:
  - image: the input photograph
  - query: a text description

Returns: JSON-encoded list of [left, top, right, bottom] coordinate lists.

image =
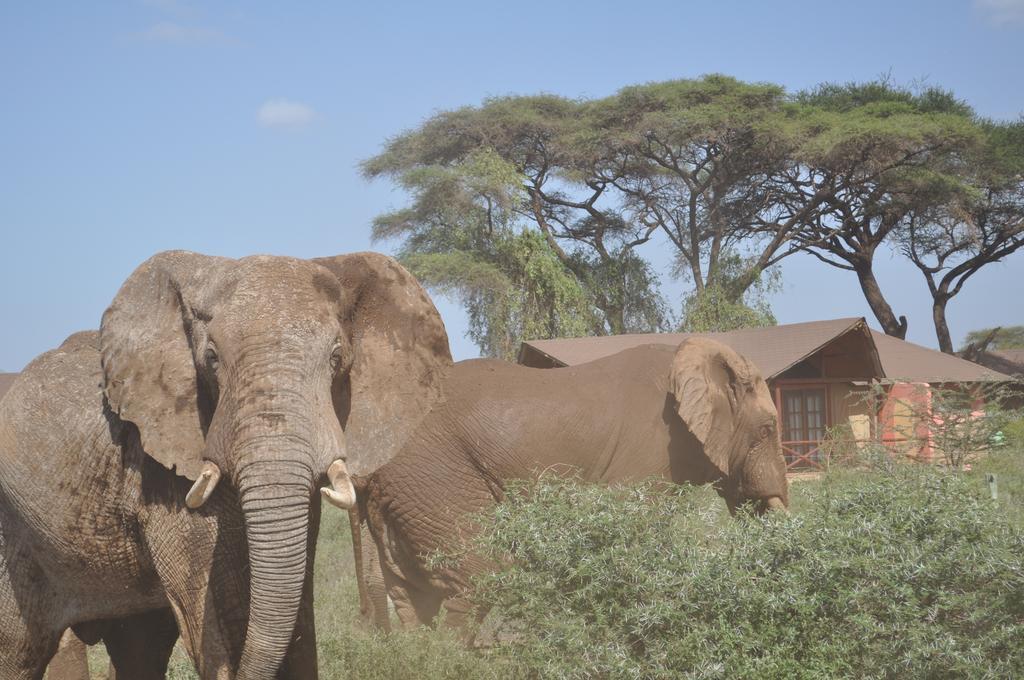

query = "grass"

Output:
[[82, 447, 1024, 678]]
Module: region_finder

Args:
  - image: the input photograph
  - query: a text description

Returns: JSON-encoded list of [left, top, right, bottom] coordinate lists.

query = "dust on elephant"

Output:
[[354, 338, 788, 634], [0, 251, 450, 679]]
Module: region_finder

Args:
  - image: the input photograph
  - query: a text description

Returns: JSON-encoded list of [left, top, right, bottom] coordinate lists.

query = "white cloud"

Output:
[[138, 21, 227, 44], [257, 99, 318, 129], [975, 0, 1024, 27]]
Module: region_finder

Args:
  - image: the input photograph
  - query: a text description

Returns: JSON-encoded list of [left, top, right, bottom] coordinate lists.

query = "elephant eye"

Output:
[[759, 424, 773, 439], [204, 345, 220, 371], [329, 341, 344, 373]]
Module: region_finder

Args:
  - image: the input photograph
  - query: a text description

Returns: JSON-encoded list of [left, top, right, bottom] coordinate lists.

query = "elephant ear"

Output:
[[312, 253, 452, 475], [669, 337, 758, 477], [100, 251, 230, 480]]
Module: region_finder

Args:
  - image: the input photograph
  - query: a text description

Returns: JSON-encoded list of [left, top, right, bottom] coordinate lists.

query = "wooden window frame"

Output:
[[774, 382, 832, 470]]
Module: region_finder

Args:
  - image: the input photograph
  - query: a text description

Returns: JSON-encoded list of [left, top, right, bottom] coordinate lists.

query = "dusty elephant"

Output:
[[0, 251, 450, 679], [353, 338, 789, 634]]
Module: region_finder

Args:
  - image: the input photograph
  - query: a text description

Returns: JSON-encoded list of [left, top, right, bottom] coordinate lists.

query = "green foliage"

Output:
[[963, 326, 1024, 351], [471, 472, 1024, 679], [403, 230, 594, 360], [678, 282, 775, 332], [794, 78, 973, 116], [971, 447, 1024, 528], [1003, 416, 1024, 450], [363, 94, 670, 353], [362, 75, 823, 351], [365, 74, 1022, 354], [677, 252, 779, 332]]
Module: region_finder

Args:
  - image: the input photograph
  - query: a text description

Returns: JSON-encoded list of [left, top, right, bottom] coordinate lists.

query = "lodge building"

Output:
[[518, 318, 1016, 470]]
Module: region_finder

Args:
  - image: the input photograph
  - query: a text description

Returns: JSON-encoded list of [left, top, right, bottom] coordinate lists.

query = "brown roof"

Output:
[[0, 373, 17, 399], [520, 318, 1014, 383], [522, 318, 881, 380], [962, 349, 1024, 378], [870, 331, 1014, 383]]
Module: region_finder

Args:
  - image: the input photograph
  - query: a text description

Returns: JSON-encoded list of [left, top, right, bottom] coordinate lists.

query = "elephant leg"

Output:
[[440, 596, 487, 645], [147, 495, 249, 678], [43, 630, 89, 680], [100, 609, 178, 680], [411, 586, 444, 628], [360, 523, 390, 631], [383, 578, 442, 631], [0, 543, 63, 680], [0, 623, 62, 680]]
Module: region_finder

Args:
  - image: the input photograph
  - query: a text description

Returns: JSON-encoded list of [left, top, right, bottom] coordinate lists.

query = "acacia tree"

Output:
[[364, 142, 598, 359], [784, 81, 980, 339], [902, 120, 1024, 353], [962, 326, 1024, 351], [363, 76, 819, 352], [364, 76, 1015, 353], [363, 95, 668, 352], [577, 76, 825, 303]]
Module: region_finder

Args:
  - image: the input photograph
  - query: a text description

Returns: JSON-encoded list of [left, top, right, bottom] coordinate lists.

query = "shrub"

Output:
[[472, 470, 1024, 679], [1003, 415, 1024, 450]]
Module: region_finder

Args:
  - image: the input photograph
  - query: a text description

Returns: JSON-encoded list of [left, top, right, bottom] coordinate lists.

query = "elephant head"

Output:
[[99, 250, 450, 679], [669, 337, 788, 514]]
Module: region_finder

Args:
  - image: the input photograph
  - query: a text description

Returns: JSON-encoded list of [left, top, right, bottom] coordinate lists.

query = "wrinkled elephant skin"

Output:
[[0, 251, 450, 679], [357, 338, 788, 633]]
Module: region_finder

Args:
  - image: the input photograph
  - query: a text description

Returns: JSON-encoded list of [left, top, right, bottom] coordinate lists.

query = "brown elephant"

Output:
[[353, 338, 788, 634], [0, 251, 451, 679]]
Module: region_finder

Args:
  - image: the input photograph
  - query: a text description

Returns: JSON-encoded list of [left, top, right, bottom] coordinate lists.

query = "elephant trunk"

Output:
[[234, 455, 314, 680]]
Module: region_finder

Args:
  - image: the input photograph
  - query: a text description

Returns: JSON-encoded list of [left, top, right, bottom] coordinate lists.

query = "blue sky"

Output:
[[2, 0, 1023, 370]]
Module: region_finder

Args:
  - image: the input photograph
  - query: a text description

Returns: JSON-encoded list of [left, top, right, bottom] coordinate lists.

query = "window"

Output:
[[781, 387, 827, 467]]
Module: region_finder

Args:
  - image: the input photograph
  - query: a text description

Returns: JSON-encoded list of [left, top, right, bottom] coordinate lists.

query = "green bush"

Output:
[[1003, 416, 1024, 450], [970, 446, 1024, 529], [471, 470, 1024, 679]]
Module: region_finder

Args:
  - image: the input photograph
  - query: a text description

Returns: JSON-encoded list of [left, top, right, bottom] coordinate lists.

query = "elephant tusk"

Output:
[[185, 462, 222, 510], [765, 496, 788, 513], [321, 458, 356, 510]]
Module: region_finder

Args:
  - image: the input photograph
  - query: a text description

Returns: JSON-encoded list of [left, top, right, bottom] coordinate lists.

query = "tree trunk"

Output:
[[854, 262, 908, 339], [605, 303, 625, 335], [932, 296, 955, 354]]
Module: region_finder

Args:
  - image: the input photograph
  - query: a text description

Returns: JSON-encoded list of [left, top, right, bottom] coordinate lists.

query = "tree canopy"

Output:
[[962, 326, 1024, 351], [364, 75, 1023, 355], [786, 79, 983, 339]]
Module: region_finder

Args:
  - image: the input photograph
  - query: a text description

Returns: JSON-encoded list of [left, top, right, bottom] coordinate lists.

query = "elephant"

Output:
[[352, 338, 789, 635], [0, 250, 451, 679]]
